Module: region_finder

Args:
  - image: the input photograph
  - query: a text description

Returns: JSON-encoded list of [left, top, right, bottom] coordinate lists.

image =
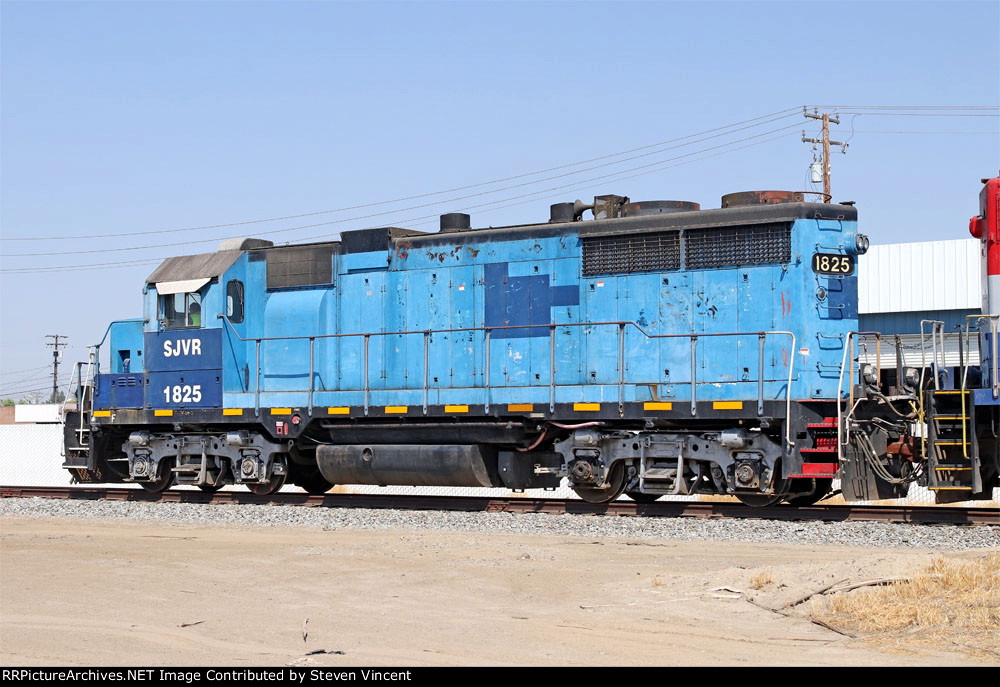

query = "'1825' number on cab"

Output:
[[812, 253, 854, 275]]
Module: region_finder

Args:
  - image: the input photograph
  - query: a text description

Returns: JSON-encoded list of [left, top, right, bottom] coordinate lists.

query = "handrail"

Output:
[[220, 317, 798, 447], [90, 319, 145, 380], [963, 314, 1000, 400], [835, 331, 893, 462], [919, 320, 945, 392]]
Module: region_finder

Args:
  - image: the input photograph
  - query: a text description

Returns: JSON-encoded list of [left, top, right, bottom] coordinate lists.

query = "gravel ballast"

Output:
[[1, 497, 998, 550]]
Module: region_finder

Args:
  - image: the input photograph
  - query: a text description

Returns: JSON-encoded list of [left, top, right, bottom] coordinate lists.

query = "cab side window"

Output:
[[226, 280, 244, 323], [159, 291, 203, 329]]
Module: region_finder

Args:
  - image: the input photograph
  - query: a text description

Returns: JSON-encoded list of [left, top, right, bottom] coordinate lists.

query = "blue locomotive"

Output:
[[62, 189, 999, 504]]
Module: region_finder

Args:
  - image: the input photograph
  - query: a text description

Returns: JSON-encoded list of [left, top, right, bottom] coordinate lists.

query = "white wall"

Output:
[[0, 424, 73, 486], [859, 238, 984, 314], [13, 404, 62, 424]]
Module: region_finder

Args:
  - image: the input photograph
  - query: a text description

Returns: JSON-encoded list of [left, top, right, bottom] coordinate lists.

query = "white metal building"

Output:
[[858, 238, 985, 368]]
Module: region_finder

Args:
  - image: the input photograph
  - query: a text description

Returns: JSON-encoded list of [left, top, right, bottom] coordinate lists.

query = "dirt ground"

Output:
[[1, 516, 997, 666]]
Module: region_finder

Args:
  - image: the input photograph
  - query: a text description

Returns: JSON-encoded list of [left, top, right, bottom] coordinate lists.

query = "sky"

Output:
[[1, 0, 998, 399]]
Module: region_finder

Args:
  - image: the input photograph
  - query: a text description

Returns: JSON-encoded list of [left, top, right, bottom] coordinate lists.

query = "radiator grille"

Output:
[[684, 222, 791, 269], [266, 245, 335, 289], [582, 231, 680, 276]]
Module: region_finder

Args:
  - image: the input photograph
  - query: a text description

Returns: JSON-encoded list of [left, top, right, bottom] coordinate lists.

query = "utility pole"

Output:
[[802, 108, 848, 202], [45, 334, 67, 403]]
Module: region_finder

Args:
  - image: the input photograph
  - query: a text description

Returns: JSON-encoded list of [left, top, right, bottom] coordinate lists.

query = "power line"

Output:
[[0, 128, 799, 273], [834, 112, 1000, 117], [0, 365, 51, 377], [813, 105, 998, 110], [298, 131, 801, 241], [0, 376, 71, 396], [2, 115, 802, 254], [1, 121, 805, 259], [0, 258, 164, 274], [839, 130, 999, 135], [0, 107, 803, 242]]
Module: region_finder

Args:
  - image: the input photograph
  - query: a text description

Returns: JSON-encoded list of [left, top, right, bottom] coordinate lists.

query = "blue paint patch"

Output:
[[824, 276, 858, 319], [973, 388, 1000, 406], [484, 263, 579, 338]]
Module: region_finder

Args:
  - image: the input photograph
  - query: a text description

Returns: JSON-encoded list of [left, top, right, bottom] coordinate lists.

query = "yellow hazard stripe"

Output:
[[328, 407, 350, 415], [385, 406, 408, 414], [573, 403, 600, 411], [154, 409, 173, 417], [643, 402, 673, 411], [445, 405, 469, 413], [507, 403, 533, 412], [713, 401, 743, 410], [92, 410, 111, 418], [270, 408, 292, 416], [223, 408, 243, 416]]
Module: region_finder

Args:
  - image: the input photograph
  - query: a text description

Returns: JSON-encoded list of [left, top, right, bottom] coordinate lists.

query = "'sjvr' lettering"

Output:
[[163, 339, 202, 358]]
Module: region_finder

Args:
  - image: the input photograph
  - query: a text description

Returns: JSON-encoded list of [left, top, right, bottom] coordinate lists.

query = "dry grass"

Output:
[[749, 569, 773, 590], [813, 553, 1000, 660]]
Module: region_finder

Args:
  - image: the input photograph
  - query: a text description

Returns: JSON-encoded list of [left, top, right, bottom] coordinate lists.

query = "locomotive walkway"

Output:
[[2, 486, 996, 526]]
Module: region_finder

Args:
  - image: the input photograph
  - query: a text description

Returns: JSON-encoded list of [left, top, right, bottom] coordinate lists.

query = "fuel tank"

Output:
[[315, 444, 500, 487]]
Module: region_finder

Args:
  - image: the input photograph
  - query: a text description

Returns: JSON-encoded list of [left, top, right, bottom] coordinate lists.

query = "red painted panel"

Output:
[[801, 462, 838, 476], [972, 176, 1000, 276]]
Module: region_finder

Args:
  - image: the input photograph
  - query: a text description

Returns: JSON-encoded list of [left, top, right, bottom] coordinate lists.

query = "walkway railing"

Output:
[[220, 318, 797, 445]]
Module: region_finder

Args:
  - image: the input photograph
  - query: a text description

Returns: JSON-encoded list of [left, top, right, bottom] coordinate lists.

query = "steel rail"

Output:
[[2, 486, 996, 526]]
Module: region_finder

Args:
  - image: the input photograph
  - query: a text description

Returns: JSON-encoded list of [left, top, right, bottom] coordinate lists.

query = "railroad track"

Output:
[[2, 485, 997, 525]]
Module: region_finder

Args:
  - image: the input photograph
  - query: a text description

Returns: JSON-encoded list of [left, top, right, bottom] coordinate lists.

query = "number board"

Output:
[[146, 370, 222, 409], [812, 253, 854, 275]]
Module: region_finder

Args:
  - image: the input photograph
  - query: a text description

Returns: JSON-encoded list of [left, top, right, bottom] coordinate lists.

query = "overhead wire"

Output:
[[5, 104, 994, 271], [1, 119, 805, 257], [832, 112, 999, 117], [0, 107, 803, 242], [0, 127, 800, 273], [0, 377, 71, 397], [0, 364, 51, 377], [840, 130, 999, 134], [282, 130, 800, 240]]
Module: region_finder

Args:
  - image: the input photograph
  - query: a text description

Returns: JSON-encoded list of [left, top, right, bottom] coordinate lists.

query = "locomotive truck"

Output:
[[61, 183, 1000, 505]]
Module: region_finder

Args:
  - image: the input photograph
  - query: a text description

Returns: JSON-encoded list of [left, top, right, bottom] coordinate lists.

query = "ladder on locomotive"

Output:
[[926, 390, 979, 494], [62, 346, 97, 475], [920, 320, 984, 495]]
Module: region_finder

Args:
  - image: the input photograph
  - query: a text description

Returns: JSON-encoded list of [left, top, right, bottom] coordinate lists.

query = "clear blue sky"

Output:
[[1, 0, 998, 397]]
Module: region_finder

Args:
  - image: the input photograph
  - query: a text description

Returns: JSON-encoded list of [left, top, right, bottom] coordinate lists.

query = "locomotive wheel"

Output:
[[735, 477, 792, 507], [248, 456, 288, 496], [572, 462, 626, 504], [783, 478, 833, 506], [734, 492, 784, 507], [139, 458, 175, 493], [627, 491, 662, 504], [248, 472, 286, 496]]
